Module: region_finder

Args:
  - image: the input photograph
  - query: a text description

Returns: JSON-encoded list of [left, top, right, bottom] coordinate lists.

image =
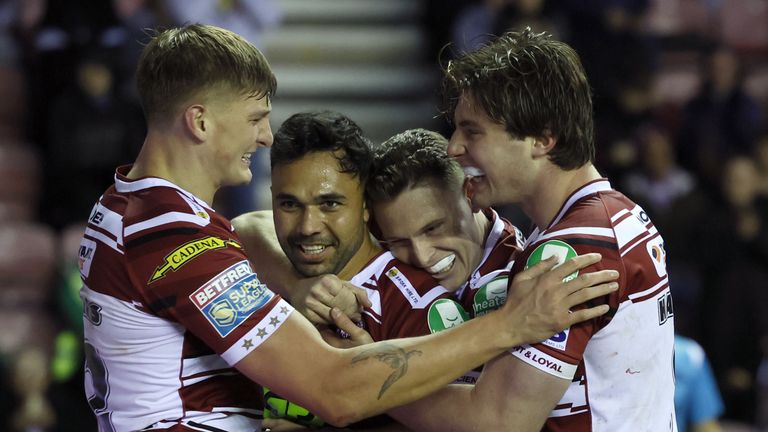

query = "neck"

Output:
[[129, 128, 217, 204], [522, 163, 602, 230], [337, 234, 383, 280]]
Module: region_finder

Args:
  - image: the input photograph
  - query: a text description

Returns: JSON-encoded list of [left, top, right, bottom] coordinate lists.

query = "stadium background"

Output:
[[0, 0, 766, 430]]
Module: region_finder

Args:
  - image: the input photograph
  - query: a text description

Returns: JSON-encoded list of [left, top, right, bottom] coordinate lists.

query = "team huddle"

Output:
[[79, 24, 676, 431]]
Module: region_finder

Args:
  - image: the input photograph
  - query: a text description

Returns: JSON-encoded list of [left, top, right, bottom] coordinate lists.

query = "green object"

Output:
[[263, 387, 325, 428], [471, 275, 509, 317], [526, 240, 579, 282], [51, 330, 80, 382], [427, 299, 469, 333]]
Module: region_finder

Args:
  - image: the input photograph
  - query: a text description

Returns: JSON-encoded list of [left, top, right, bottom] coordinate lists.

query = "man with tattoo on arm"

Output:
[[233, 118, 618, 430], [79, 24, 613, 431]]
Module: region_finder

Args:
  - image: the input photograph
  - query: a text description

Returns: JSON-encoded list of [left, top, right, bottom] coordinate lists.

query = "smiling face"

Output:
[[372, 180, 483, 291], [272, 151, 370, 277], [447, 94, 537, 209], [208, 93, 273, 187]]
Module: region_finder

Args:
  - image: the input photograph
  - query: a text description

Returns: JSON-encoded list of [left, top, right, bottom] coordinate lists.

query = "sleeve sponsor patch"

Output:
[[385, 267, 421, 307], [541, 328, 570, 351], [525, 240, 578, 282], [646, 236, 667, 277], [150, 236, 242, 283], [190, 260, 274, 337], [510, 344, 577, 380], [472, 275, 508, 317], [427, 299, 469, 333]]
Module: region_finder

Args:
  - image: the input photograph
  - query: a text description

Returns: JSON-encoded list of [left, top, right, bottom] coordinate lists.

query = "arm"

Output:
[[386, 265, 622, 431], [233, 211, 366, 322], [237, 253, 616, 427], [389, 353, 567, 431]]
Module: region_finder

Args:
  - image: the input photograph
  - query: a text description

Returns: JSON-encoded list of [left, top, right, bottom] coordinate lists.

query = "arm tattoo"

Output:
[[351, 343, 423, 399]]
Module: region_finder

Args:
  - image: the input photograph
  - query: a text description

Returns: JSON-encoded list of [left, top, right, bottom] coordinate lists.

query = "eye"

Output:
[[277, 199, 299, 211], [321, 200, 341, 210], [425, 222, 445, 235]]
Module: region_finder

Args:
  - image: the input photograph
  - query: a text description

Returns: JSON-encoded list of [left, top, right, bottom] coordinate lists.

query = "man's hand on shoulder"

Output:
[[503, 253, 618, 344]]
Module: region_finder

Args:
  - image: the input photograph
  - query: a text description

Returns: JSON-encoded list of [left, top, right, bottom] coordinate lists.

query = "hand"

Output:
[[292, 275, 372, 325], [503, 253, 618, 344], [319, 307, 375, 348]]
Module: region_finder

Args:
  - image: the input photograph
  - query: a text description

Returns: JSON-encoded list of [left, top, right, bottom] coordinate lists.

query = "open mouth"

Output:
[[428, 254, 456, 275], [299, 244, 328, 255], [241, 153, 253, 165]]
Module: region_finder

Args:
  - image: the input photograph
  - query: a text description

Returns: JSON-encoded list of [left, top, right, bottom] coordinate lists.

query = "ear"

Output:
[[362, 200, 370, 223], [183, 104, 207, 142], [531, 129, 556, 158]]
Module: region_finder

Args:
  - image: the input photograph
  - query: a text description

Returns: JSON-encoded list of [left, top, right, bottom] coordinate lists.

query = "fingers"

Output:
[[567, 304, 610, 326], [566, 281, 618, 306], [514, 254, 559, 282], [551, 253, 602, 281], [347, 282, 372, 308], [330, 308, 374, 346], [561, 269, 619, 296]]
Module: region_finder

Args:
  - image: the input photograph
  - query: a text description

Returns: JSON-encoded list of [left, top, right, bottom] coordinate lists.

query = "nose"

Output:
[[447, 130, 465, 158], [298, 206, 323, 236], [259, 120, 273, 148], [409, 238, 435, 268]]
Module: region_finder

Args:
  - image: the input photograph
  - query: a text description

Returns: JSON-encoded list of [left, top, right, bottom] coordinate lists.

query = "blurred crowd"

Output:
[[0, 0, 767, 430]]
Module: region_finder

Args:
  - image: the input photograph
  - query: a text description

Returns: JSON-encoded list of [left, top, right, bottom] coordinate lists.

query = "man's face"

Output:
[[447, 93, 536, 209], [208, 94, 273, 188], [272, 151, 369, 277], [372, 181, 483, 291]]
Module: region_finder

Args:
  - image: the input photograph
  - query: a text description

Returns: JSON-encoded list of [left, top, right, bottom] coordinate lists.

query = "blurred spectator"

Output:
[[755, 133, 768, 196], [43, 50, 144, 229], [675, 335, 725, 432], [623, 123, 695, 215], [704, 156, 768, 424], [676, 46, 763, 191]]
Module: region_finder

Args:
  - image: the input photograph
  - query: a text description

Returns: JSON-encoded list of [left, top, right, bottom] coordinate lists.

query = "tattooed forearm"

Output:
[[351, 343, 423, 399]]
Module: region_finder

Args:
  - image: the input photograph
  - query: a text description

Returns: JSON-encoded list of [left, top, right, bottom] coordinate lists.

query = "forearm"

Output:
[[244, 311, 518, 427], [320, 311, 522, 424], [231, 211, 302, 300]]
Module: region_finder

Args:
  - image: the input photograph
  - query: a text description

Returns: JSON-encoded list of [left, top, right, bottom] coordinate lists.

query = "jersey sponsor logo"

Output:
[[511, 345, 566, 374], [190, 260, 274, 337], [149, 236, 241, 283], [472, 275, 508, 317], [646, 236, 667, 277], [89, 209, 104, 225], [657, 290, 674, 325], [79, 238, 97, 278], [386, 267, 421, 306], [427, 299, 469, 333], [542, 328, 570, 351], [526, 240, 578, 282]]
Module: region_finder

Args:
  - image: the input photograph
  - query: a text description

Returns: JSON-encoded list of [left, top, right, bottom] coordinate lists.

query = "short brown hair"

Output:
[[367, 129, 463, 204], [442, 28, 594, 170], [136, 24, 276, 124]]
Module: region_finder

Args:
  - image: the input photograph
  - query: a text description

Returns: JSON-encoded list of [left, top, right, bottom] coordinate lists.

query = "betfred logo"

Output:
[[526, 240, 578, 282], [427, 299, 469, 333], [149, 236, 241, 283], [190, 260, 274, 337], [472, 276, 508, 317]]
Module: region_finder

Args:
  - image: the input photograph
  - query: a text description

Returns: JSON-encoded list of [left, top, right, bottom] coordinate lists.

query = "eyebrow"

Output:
[[381, 217, 445, 243], [273, 192, 347, 203]]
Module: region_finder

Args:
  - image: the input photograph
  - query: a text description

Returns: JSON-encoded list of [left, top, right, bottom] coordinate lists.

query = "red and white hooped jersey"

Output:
[[509, 179, 676, 431], [80, 166, 293, 431]]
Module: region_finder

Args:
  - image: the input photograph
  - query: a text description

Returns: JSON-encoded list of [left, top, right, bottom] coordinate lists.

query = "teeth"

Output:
[[301, 245, 326, 255], [463, 166, 485, 178], [242, 153, 252, 163], [428, 254, 455, 274]]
